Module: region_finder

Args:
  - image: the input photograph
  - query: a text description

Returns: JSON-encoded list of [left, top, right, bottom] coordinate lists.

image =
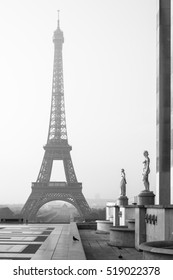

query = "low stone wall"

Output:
[[109, 227, 135, 247], [139, 241, 173, 260], [0, 218, 24, 223], [77, 222, 97, 230], [96, 220, 113, 232]]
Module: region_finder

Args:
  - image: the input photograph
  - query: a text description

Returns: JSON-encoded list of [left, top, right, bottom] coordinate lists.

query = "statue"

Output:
[[142, 150, 150, 191], [120, 169, 126, 196]]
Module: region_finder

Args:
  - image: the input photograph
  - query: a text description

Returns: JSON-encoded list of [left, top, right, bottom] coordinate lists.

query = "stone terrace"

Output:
[[0, 222, 143, 260], [78, 228, 142, 260]]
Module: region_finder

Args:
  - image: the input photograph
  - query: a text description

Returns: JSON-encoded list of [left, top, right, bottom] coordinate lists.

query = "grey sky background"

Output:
[[0, 0, 156, 204]]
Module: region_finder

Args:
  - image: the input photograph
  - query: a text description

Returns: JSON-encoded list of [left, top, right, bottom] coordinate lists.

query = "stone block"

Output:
[[117, 196, 128, 206], [137, 191, 155, 205]]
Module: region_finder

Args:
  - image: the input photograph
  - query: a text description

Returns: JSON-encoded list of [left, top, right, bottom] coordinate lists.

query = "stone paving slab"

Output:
[[0, 244, 27, 252], [0, 237, 36, 241]]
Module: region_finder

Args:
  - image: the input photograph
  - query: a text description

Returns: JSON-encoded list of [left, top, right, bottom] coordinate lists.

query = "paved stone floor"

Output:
[[0, 224, 143, 260], [79, 229, 143, 260], [0, 223, 85, 260]]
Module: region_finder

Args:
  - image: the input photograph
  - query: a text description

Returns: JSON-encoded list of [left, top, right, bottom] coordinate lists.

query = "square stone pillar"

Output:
[[135, 206, 146, 250], [106, 206, 110, 220], [106, 202, 116, 221], [113, 205, 120, 226], [156, 0, 171, 204]]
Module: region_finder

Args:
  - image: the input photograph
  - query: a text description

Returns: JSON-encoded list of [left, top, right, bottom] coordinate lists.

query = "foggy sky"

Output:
[[0, 0, 156, 204]]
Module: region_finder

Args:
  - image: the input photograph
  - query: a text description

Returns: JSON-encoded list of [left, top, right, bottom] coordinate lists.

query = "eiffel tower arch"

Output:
[[22, 182, 90, 221], [21, 13, 91, 222]]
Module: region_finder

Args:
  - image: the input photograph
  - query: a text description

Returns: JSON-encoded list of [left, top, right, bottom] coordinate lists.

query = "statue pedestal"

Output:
[[117, 195, 128, 206], [137, 190, 155, 206]]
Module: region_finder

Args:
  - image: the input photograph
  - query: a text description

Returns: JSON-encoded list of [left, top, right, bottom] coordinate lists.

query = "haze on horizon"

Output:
[[0, 0, 156, 205]]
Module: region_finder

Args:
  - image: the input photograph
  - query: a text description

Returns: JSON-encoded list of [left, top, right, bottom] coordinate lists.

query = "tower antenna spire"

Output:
[[57, 10, 60, 28]]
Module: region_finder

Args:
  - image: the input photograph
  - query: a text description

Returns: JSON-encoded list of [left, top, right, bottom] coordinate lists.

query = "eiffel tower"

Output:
[[21, 13, 91, 222]]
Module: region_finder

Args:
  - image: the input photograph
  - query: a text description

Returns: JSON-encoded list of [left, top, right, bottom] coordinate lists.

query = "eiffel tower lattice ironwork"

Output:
[[21, 14, 91, 221]]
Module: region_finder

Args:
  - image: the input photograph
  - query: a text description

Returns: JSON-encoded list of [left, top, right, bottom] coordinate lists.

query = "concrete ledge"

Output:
[[120, 205, 137, 208], [32, 223, 86, 260], [139, 241, 173, 260], [109, 227, 135, 247], [144, 205, 173, 209], [77, 222, 97, 230], [67, 222, 86, 260], [96, 220, 113, 232]]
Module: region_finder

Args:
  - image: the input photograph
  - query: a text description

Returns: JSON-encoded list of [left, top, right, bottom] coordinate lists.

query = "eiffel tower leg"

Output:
[[21, 191, 52, 222], [21, 193, 39, 222], [37, 154, 53, 182], [63, 157, 77, 183], [72, 192, 91, 217]]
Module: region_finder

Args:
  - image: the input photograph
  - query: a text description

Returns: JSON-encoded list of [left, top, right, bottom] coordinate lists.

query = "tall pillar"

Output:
[[156, 0, 171, 204], [171, 0, 173, 203]]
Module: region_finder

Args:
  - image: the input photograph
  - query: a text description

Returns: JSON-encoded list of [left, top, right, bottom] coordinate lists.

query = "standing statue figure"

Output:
[[120, 169, 127, 196], [142, 150, 150, 191]]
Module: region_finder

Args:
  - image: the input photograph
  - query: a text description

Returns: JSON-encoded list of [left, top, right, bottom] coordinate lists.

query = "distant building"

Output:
[[0, 207, 15, 219]]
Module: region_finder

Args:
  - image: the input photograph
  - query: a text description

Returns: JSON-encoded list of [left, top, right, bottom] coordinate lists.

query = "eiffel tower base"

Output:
[[21, 182, 91, 222]]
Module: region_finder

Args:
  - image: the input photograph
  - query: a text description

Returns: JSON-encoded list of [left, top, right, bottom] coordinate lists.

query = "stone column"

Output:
[[135, 206, 146, 250], [106, 205, 110, 220], [156, 0, 171, 204], [113, 205, 120, 226], [106, 202, 116, 221]]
